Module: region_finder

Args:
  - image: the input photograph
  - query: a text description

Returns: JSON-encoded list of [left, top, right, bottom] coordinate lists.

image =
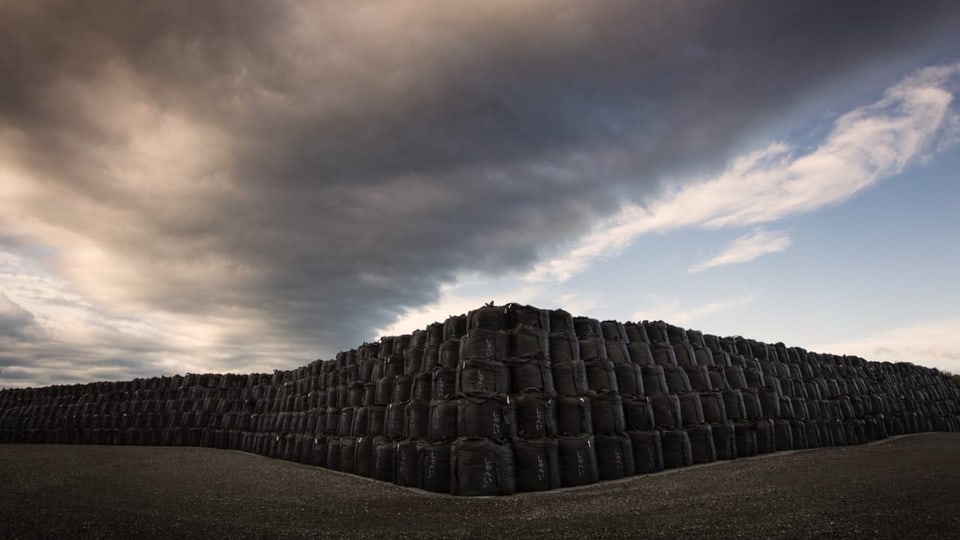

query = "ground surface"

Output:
[[1, 433, 959, 539]]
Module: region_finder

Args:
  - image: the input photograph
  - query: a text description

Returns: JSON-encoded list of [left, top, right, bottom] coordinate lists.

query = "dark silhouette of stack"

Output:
[[1, 302, 958, 496]]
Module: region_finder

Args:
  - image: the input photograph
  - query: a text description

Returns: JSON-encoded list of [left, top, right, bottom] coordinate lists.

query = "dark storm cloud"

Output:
[[1, 0, 959, 377]]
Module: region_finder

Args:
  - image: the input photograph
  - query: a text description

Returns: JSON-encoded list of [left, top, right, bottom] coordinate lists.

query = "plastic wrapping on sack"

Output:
[[699, 392, 728, 424], [773, 419, 793, 450], [693, 346, 715, 368], [351, 406, 369, 437], [450, 438, 516, 496], [650, 394, 682, 430], [366, 405, 386, 437], [457, 395, 516, 442], [686, 425, 716, 464], [557, 435, 600, 487], [673, 343, 697, 368], [307, 436, 328, 467], [326, 437, 341, 471], [759, 387, 782, 419], [711, 422, 737, 460], [589, 392, 626, 434], [643, 321, 669, 344], [605, 341, 631, 365], [340, 436, 357, 474], [627, 342, 655, 367], [743, 368, 765, 389], [443, 315, 467, 342], [466, 305, 507, 332], [383, 355, 405, 379], [614, 363, 644, 397], [650, 343, 679, 368], [417, 441, 452, 493], [393, 375, 414, 403], [579, 337, 608, 362], [663, 366, 692, 394], [595, 433, 635, 480], [622, 396, 656, 431], [394, 440, 419, 487], [412, 372, 433, 401], [678, 392, 705, 427], [505, 356, 555, 395], [790, 419, 808, 450], [548, 332, 580, 364], [804, 420, 822, 449], [661, 430, 693, 469], [511, 438, 562, 492], [506, 303, 551, 332], [555, 396, 593, 436], [362, 384, 376, 407], [428, 399, 459, 442], [548, 309, 576, 337], [404, 347, 424, 374], [641, 365, 669, 396], [514, 393, 557, 439], [384, 402, 407, 440], [456, 359, 510, 397], [338, 407, 355, 436], [347, 384, 365, 407], [459, 329, 508, 363], [755, 419, 775, 454], [666, 324, 689, 346], [742, 389, 764, 422], [509, 327, 550, 359], [573, 317, 603, 339], [359, 359, 377, 385], [375, 377, 395, 406], [355, 435, 374, 477], [584, 359, 618, 394], [405, 400, 430, 440], [627, 430, 664, 474], [779, 396, 795, 420], [552, 361, 589, 397], [432, 368, 457, 401], [438, 339, 460, 369], [706, 367, 728, 391], [684, 366, 713, 392], [624, 322, 650, 344], [601, 321, 629, 342], [372, 436, 395, 482]]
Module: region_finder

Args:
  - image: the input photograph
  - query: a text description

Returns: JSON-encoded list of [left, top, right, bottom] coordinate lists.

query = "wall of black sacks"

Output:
[[1, 303, 959, 496]]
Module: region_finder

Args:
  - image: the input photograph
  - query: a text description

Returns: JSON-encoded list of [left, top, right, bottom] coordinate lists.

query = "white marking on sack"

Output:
[[428, 451, 437, 479], [482, 456, 494, 487]]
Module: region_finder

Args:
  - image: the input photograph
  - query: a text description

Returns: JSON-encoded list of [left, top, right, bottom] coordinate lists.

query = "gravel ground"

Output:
[[1, 433, 959, 539]]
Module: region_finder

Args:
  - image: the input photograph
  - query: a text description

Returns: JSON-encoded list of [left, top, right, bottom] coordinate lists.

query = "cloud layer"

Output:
[[1, 1, 959, 385], [688, 230, 793, 273], [529, 63, 960, 282]]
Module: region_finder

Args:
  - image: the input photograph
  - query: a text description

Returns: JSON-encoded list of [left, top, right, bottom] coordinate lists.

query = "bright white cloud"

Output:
[[528, 62, 960, 283], [688, 229, 792, 273], [814, 318, 960, 373], [631, 292, 759, 328]]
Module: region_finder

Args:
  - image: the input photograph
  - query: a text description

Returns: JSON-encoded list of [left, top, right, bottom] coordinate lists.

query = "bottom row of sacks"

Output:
[[279, 418, 894, 496]]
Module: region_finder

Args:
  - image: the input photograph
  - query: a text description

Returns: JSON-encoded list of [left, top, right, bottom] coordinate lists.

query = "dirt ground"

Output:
[[1, 433, 959, 539]]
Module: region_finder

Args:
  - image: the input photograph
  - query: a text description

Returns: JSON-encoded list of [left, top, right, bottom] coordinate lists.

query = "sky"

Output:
[[1, 1, 960, 388]]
